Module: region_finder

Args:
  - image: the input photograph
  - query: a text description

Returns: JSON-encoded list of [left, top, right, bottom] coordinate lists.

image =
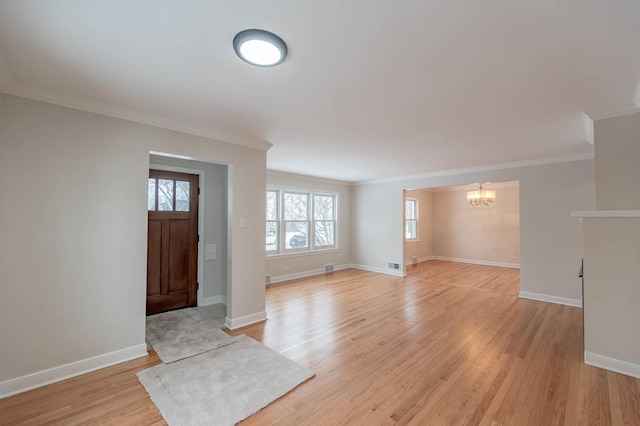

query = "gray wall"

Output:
[[594, 113, 640, 210], [582, 112, 640, 375], [0, 95, 267, 383]]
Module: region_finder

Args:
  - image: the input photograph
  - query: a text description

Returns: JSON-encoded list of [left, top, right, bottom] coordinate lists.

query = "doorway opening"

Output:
[[403, 181, 521, 296], [147, 153, 230, 319]]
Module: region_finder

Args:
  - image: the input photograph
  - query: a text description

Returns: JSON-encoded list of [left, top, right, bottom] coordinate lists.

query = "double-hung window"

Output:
[[266, 190, 279, 254], [266, 189, 337, 254], [405, 198, 418, 241]]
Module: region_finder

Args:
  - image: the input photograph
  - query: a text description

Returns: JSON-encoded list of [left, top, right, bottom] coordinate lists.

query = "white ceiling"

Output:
[[0, 0, 638, 182]]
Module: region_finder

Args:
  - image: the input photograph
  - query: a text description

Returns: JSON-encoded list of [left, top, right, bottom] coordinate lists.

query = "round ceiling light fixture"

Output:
[[233, 29, 288, 67]]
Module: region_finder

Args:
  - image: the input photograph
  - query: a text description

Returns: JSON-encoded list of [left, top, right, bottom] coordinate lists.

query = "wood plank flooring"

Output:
[[1, 260, 639, 425]]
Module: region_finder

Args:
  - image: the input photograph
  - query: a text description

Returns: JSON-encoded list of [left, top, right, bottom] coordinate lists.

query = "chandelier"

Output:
[[467, 184, 496, 206]]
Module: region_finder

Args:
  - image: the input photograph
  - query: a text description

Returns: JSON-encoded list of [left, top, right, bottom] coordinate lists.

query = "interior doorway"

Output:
[[403, 181, 521, 294]]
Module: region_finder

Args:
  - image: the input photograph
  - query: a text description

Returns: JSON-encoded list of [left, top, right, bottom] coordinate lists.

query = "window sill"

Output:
[[266, 248, 340, 260]]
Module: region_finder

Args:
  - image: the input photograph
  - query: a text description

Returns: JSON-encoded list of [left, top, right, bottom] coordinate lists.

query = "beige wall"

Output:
[[431, 183, 519, 265], [594, 112, 640, 210], [266, 171, 351, 282], [0, 95, 267, 383], [150, 155, 228, 300], [404, 189, 432, 265]]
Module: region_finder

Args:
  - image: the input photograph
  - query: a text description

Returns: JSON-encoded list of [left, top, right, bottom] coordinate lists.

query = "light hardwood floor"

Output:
[[1, 261, 639, 425]]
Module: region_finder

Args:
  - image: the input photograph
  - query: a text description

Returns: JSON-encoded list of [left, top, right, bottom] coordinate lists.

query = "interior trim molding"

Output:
[[431, 256, 520, 269], [356, 152, 594, 185], [0, 344, 148, 400], [267, 264, 351, 285], [571, 210, 640, 218], [588, 105, 640, 121], [349, 264, 405, 277], [585, 351, 640, 379], [3, 83, 272, 152], [404, 256, 435, 266], [201, 295, 227, 306], [267, 170, 351, 186], [519, 291, 582, 308], [582, 113, 594, 145], [224, 311, 267, 330]]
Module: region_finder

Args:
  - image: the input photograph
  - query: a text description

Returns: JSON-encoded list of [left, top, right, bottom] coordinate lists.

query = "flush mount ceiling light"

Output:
[[233, 29, 287, 67], [467, 183, 496, 206]]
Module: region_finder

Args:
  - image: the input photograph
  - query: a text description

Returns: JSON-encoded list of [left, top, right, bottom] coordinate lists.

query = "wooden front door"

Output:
[[146, 170, 199, 315]]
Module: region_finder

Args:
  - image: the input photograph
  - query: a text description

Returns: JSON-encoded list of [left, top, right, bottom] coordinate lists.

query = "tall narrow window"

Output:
[[266, 190, 279, 253], [314, 194, 336, 248], [284, 192, 309, 251], [405, 198, 418, 241]]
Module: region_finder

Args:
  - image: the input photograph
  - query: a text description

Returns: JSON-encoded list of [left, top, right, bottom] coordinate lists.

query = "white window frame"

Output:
[[266, 187, 338, 256], [265, 189, 280, 255], [405, 198, 418, 241]]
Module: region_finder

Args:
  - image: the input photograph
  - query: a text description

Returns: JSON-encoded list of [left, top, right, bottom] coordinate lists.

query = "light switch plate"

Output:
[[205, 244, 216, 261]]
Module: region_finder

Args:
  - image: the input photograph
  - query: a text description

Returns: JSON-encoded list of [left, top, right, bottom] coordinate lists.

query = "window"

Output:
[[405, 198, 417, 241], [266, 189, 337, 254], [148, 177, 190, 212], [266, 190, 279, 254]]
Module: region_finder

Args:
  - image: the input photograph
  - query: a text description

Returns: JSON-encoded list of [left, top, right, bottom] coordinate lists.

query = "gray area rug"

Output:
[[138, 334, 315, 426], [146, 306, 237, 363]]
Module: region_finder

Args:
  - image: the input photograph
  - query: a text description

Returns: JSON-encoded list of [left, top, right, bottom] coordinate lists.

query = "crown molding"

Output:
[[267, 169, 352, 186], [2, 83, 273, 151], [587, 106, 640, 121], [356, 152, 594, 186], [427, 180, 519, 192]]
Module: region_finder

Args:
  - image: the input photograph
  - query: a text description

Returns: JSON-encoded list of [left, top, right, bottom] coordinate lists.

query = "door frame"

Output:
[[149, 162, 206, 306]]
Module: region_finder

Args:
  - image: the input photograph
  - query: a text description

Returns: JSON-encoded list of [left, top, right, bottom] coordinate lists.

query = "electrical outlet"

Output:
[[284, 265, 290, 271]]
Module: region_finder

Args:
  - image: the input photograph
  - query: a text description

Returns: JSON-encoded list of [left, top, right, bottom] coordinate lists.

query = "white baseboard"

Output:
[[519, 291, 582, 308], [200, 295, 227, 306], [224, 310, 267, 330], [268, 264, 351, 285], [0, 343, 148, 399], [431, 255, 520, 269], [585, 352, 640, 379], [349, 263, 405, 277], [405, 256, 434, 266]]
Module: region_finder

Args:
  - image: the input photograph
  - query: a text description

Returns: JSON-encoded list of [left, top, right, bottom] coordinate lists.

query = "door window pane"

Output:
[[175, 181, 190, 211], [148, 178, 156, 211], [158, 179, 174, 211]]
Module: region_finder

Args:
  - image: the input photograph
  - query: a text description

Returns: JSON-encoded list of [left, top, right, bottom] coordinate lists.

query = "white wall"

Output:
[[403, 189, 433, 265], [150, 155, 228, 300], [266, 171, 351, 282], [352, 159, 595, 302], [431, 183, 520, 266], [0, 95, 267, 387]]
